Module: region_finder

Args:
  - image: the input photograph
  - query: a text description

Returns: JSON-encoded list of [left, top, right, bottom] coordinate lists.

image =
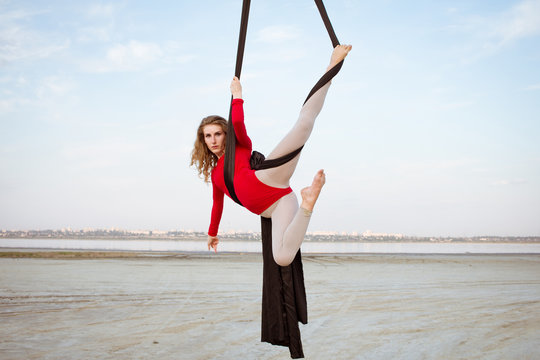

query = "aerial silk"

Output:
[[223, 1, 344, 358]]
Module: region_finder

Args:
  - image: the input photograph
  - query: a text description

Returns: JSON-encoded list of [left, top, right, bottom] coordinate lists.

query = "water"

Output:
[[1, 238, 540, 254]]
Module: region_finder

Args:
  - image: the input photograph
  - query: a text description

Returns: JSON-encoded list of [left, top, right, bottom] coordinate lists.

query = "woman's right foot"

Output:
[[300, 169, 326, 212], [327, 44, 352, 70]]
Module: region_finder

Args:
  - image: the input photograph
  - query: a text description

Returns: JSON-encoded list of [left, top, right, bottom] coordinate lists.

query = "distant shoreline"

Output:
[[2, 235, 540, 244], [2, 250, 540, 260], [2, 228, 540, 243]]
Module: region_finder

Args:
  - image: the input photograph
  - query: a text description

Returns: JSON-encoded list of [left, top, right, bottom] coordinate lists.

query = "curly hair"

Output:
[[190, 115, 228, 183]]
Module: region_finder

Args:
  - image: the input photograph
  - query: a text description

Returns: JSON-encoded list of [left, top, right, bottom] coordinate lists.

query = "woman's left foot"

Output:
[[300, 169, 326, 212]]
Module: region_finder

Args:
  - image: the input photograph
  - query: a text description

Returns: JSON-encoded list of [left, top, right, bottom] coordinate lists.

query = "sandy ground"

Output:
[[1, 253, 539, 360]]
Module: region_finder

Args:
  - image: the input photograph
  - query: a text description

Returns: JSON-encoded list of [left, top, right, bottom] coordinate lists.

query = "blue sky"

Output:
[[1, 0, 539, 236]]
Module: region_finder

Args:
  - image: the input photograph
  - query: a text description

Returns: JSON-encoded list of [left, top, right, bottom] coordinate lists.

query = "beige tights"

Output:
[[256, 82, 331, 266]]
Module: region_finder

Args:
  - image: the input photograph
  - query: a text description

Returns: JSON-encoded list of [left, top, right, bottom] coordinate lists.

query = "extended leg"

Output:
[[255, 82, 331, 189], [255, 44, 351, 189]]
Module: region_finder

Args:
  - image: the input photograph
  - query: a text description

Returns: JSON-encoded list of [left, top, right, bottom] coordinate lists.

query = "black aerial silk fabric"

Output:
[[224, 0, 251, 206], [222, 0, 344, 358], [260, 217, 307, 359]]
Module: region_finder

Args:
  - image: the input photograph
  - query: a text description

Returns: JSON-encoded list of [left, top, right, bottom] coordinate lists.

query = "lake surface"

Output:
[[1, 238, 540, 254]]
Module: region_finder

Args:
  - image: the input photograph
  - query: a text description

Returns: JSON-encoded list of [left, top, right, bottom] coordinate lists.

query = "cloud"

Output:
[[0, 76, 31, 112], [494, 0, 540, 46], [0, 73, 76, 115], [81, 40, 197, 73], [524, 83, 540, 90], [82, 40, 163, 72], [446, 0, 540, 62], [36, 76, 74, 98], [0, 97, 31, 112], [0, 25, 68, 66], [108, 41, 162, 65], [256, 25, 301, 44], [77, 25, 114, 42], [491, 179, 527, 186], [77, 2, 124, 43], [439, 100, 475, 110], [0, 8, 69, 66], [87, 3, 116, 18]]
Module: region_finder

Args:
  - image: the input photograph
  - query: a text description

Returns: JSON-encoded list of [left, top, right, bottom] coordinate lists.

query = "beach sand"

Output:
[[1, 252, 539, 359]]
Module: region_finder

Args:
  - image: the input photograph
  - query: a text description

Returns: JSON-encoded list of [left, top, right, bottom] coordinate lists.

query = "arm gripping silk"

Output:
[[231, 98, 252, 149]]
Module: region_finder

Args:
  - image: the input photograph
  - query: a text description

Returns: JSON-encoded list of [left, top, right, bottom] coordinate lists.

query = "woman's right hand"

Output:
[[208, 235, 219, 252], [230, 76, 242, 99]]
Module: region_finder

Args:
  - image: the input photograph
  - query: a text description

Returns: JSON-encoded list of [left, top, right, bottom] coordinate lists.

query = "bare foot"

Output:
[[327, 44, 352, 71], [300, 169, 326, 212]]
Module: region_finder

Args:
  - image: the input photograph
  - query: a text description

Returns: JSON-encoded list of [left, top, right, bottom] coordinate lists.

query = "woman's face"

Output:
[[203, 124, 225, 158]]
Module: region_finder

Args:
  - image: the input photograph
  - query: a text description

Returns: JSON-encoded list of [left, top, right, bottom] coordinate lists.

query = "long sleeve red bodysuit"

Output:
[[208, 99, 293, 236]]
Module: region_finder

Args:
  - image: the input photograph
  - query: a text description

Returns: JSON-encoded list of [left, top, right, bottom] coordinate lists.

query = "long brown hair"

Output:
[[190, 115, 227, 183]]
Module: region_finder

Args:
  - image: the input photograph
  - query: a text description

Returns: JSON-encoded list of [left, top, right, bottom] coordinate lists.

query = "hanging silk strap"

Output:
[[250, 146, 303, 170], [224, 0, 344, 207], [304, 0, 343, 105], [224, 0, 251, 206]]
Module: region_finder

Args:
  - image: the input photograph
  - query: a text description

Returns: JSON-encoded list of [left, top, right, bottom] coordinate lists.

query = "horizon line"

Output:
[[1, 228, 539, 239]]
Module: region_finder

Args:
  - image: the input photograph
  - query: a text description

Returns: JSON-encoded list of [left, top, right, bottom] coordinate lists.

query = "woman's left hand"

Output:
[[230, 76, 242, 99], [208, 235, 219, 253]]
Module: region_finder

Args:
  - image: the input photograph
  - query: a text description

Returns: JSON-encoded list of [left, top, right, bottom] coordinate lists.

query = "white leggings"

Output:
[[255, 82, 331, 266]]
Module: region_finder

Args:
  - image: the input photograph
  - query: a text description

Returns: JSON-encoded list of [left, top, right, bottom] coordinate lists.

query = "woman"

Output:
[[191, 44, 352, 266]]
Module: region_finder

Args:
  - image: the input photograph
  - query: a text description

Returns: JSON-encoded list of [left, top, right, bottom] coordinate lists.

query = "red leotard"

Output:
[[208, 99, 292, 236]]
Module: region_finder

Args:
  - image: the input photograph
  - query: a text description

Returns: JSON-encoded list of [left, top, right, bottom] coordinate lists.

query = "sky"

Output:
[[1, 0, 539, 237]]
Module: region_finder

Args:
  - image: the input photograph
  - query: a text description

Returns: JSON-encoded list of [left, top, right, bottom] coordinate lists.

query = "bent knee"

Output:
[[273, 252, 295, 267]]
